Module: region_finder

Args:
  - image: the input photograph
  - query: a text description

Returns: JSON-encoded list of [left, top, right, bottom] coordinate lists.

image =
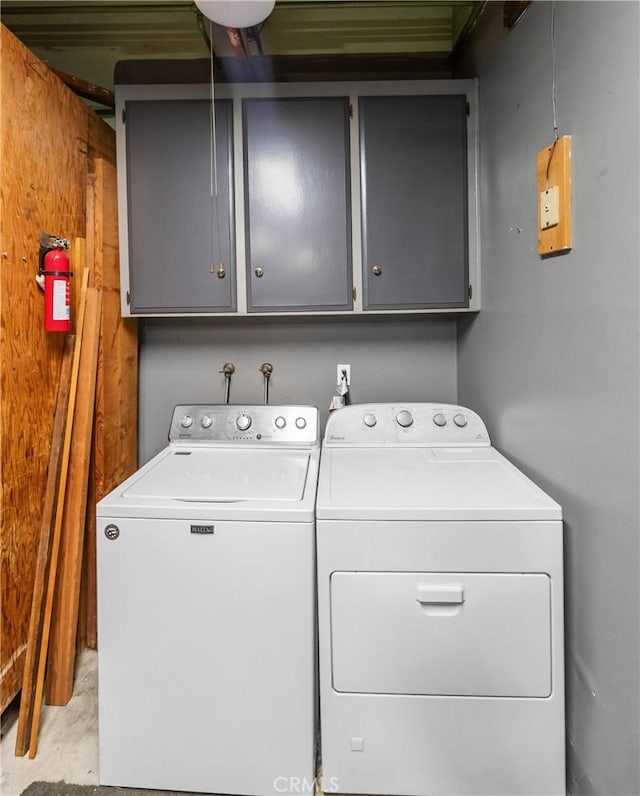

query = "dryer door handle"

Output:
[[416, 584, 465, 604]]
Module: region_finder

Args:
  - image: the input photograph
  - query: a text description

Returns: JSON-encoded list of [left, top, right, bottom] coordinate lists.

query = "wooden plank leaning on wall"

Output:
[[12, 336, 75, 757], [45, 160, 138, 705], [0, 23, 138, 715], [44, 282, 102, 710], [79, 160, 138, 653], [27, 272, 98, 757]]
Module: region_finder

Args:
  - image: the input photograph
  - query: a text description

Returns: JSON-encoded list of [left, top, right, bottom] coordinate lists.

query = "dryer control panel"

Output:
[[169, 404, 319, 445], [324, 403, 490, 446]]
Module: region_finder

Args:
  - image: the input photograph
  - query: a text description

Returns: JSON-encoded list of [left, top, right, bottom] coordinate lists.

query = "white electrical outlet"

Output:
[[337, 364, 351, 386], [540, 185, 560, 229]]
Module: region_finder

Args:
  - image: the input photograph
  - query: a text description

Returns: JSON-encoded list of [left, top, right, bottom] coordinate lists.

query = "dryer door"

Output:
[[330, 571, 551, 697]]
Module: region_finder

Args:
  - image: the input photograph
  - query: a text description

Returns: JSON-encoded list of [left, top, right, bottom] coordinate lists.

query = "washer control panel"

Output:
[[324, 403, 490, 446], [169, 405, 319, 445]]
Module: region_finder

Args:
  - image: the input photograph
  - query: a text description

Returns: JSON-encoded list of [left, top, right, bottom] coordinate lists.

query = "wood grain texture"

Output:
[[83, 160, 138, 649], [14, 336, 75, 756], [537, 135, 572, 255], [45, 287, 102, 706], [87, 113, 116, 167], [28, 268, 89, 757], [0, 23, 116, 712], [92, 160, 138, 492], [1, 25, 85, 713]]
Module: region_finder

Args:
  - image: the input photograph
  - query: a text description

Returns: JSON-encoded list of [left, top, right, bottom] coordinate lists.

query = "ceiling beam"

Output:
[[51, 67, 115, 107]]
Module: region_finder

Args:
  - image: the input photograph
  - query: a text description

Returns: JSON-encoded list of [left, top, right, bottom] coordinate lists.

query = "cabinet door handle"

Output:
[[372, 265, 382, 276], [254, 267, 264, 278], [216, 262, 225, 279]]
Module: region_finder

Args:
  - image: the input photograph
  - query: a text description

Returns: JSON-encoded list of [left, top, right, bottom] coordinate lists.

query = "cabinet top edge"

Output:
[[116, 79, 478, 103], [114, 58, 478, 90]]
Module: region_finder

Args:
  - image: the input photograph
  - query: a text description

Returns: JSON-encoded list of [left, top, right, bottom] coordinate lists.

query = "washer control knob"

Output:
[[180, 414, 194, 428], [396, 410, 414, 428], [295, 417, 307, 430], [275, 416, 286, 429], [236, 413, 252, 431], [433, 413, 447, 427], [363, 413, 377, 428], [200, 415, 213, 429], [453, 413, 468, 428]]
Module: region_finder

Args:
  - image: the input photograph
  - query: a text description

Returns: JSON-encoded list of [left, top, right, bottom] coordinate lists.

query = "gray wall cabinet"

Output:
[[115, 80, 478, 317], [243, 97, 353, 312], [360, 95, 468, 310], [125, 98, 235, 314]]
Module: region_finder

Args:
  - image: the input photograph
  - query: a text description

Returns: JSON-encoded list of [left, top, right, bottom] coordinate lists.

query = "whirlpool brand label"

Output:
[[190, 524, 215, 535]]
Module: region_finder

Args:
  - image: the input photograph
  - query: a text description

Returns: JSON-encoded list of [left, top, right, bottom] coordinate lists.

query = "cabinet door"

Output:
[[243, 97, 352, 312], [125, 99, 235, 313], [360, 95, 468, 310]]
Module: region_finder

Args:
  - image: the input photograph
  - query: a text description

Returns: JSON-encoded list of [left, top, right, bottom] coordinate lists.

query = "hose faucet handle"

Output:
[[259, 362, 273, 377], [220, 362, 235, 376]]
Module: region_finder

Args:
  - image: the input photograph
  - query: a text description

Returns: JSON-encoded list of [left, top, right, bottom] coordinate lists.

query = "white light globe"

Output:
[[195, 0, 276, 28]]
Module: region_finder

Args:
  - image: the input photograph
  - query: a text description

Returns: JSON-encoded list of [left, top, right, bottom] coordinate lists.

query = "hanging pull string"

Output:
[[209, 19, 218, 199], [208, 19, 225, 275], [546, 1, 559, 188], [551, 0, 559, 141]]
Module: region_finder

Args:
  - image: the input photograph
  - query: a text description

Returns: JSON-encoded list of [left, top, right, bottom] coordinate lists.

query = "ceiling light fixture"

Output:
[[194, 0, 276, 28]]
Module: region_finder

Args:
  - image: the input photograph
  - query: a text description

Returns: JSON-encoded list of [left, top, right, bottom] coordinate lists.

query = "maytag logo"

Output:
[[190, 524, 215, 535]]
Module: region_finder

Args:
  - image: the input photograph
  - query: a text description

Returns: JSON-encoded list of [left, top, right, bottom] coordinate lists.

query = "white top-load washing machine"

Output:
[[97, 404, 319, 795], [316, 403, 565, 796]]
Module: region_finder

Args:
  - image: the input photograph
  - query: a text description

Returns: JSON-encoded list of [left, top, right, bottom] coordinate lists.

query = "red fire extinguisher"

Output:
[[39, 240, 72, 332]]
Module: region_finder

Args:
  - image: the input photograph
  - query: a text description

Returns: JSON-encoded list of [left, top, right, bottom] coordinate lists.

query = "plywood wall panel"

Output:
[[82, 160, 138, 649], [87, 113, 116, 167], [0, 24, 120, 712], [91, 160, 138, 495]]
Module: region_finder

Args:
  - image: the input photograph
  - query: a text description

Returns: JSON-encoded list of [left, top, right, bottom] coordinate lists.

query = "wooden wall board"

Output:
[[537, 135, 572, 255], [87, 113, 116, 168], [77, 177, 96, 651], [46, 287, 102, 707], [1, 25, 85, 712], [93, 160, 138, 492], [14, 336, 75, 757], [77, 447, 97, 650], [82, 160, 138, 649], [71, 238, 89, 316], [0, 23, 117, 712], [28, 268, 89, 758]]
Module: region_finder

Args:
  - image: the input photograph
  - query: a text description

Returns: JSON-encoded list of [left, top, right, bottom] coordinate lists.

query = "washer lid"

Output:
[[124, 447, 310, 501], [98, 445, 319, 521], [316, 446, 561, 521]]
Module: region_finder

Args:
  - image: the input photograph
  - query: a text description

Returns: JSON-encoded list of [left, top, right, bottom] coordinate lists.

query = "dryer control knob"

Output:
[[363, 413, 377, 427], [295, 417, 307, 430], [453, 413, 468, 427], [275, 416, 286, 429], [200, 415, 213, 429], [181, 414, 194, 428], [433, 413, 447, 427], [236, 413, 252, 431], [396, 410, 414, 428]]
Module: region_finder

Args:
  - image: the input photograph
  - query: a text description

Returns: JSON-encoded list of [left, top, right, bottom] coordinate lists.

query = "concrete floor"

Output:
[[0, 650, 99, 796]]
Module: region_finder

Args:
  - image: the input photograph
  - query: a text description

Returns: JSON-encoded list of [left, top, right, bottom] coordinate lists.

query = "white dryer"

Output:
[[316, 403, 565, 796], [97, 404, 319, 795]]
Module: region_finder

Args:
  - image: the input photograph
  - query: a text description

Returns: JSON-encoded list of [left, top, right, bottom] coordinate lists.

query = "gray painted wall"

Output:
[[139, 316, 457, 462], [458, 3, 639, 794]]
